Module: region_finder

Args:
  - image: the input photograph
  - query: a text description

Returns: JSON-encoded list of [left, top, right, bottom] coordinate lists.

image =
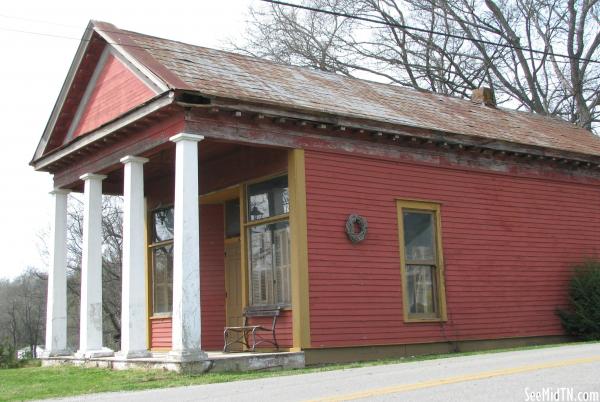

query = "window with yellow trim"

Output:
[[150, 207, 174, 315], [246, 175, 291, 307], [397, 200, 446, 321]]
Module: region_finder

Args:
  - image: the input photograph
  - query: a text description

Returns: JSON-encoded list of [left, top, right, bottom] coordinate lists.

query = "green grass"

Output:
[[1, 340, 597, 401]]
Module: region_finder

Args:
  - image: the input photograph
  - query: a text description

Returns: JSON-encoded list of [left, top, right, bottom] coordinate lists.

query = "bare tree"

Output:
[[235, 0, 599, 131], [0, 268, 47, 358], [65, 195, 123, 349]]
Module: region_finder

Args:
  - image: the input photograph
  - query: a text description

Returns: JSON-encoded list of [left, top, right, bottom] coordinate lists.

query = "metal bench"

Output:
[[223, 307, 280, 352]]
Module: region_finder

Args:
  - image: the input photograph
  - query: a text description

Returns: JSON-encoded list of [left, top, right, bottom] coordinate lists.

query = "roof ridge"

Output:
[[118, 27, 592, 135], [111, 28, 596, 137]]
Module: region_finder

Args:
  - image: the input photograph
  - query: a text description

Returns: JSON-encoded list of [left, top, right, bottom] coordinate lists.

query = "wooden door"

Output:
[[225, 238, 243, 333]]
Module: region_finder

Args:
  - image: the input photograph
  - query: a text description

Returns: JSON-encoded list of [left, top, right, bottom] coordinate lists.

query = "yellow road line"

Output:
[[310, 355, 600, 402]]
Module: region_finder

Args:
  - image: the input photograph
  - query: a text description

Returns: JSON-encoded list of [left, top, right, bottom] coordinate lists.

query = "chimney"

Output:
[[471, 87, 496, 107]]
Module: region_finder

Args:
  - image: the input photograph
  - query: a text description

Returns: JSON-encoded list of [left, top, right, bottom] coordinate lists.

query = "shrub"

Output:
[[0, 344, 19, 369], [557, 260, 600, 340]]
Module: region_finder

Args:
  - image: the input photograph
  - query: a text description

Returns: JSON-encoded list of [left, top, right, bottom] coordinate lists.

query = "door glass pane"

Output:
[[225, 199, 240, 238], [403, 211, 435, 262], [153, 244, 173, 314], [248, 221, 291, 306], [406, 264, 436, 315], [247, 176, 289, 221], [153, 208, 174, 242]]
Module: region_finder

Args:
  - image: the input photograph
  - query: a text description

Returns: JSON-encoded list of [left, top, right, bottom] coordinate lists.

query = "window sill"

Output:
[[404, 315, 446, 323], [248, 305, 292, 312], [150, 314, 172, 320]]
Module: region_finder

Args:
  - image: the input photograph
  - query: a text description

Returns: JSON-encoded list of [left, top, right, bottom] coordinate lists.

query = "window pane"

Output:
[[153, 244, 173, 314], [225, 199, 240, 238], [406, 265, 436, 315], [403, 211, 435, 262], [153, 208, 174, 242], [274, 226, 291, 305], [248, 221, 291, 306], [247, 176, 289, 221]]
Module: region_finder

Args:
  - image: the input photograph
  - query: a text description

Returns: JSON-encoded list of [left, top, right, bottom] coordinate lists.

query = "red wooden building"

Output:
[[34, 21, 600, 368]]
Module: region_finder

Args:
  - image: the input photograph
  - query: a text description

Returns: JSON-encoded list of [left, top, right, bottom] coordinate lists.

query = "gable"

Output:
[[31, 21, 168, 162], [65, 49, 158, 142]]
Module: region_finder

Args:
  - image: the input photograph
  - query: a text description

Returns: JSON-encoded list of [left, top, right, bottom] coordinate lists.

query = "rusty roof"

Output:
[[96, 22, 600, 158]]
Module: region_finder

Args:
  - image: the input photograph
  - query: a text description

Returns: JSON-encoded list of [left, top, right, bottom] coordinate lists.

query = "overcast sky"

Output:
[[0, 0, 256, 279]]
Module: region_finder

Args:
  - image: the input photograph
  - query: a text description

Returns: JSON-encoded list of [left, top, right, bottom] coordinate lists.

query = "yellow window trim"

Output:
[[396, 199, 448, 323]]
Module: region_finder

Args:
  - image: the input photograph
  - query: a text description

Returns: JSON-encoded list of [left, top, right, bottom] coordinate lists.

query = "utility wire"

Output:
[[0, 6, 595, 67], [259, 0, 600, 64], [0, 23, 577, 67]]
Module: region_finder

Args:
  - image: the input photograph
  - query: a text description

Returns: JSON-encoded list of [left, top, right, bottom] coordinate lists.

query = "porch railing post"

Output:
[[44, 189, 71, 357], [76, 173, 113, 358], [168, 133, 206, 361], [118, 156, 150, 358]]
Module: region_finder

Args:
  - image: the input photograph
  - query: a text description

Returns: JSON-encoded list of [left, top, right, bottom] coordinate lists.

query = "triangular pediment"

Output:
[[32, 21, 167, 162]]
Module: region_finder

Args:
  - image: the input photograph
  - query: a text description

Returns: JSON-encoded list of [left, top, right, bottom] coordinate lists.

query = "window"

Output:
[[150, 207, 174, 315], [246, 176, 291, 307], [397, 200, 446, 321]]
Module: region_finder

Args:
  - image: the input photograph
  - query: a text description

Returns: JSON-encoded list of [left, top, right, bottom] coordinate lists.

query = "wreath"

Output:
[[345, 214, 368, 243]]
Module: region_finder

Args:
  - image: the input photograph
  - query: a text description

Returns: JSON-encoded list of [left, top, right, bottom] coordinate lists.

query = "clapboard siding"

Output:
[[73, 53, 155, 138], [247, 310, 293, 348], [150, 205, 226, 351], [150, 317, 172, 349], [304, 149, 600, 347], [200, 204, 226, 351]]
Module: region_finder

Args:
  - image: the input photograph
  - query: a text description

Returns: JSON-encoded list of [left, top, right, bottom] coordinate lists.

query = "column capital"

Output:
[[50, 188, 71, 196], [120, 155, 149, 165], [169, 133, 205, 143], [80, 173, 107, 182]]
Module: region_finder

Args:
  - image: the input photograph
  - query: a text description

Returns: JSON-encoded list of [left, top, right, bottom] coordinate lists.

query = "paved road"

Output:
[[51, 343, 600, 402]]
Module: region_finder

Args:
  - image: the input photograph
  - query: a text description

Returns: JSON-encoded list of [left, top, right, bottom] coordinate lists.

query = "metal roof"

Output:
[[98, 21, 600, 158]]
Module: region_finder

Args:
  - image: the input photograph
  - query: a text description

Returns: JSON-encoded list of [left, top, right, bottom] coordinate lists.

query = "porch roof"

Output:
[[90, 21, 600, 158]]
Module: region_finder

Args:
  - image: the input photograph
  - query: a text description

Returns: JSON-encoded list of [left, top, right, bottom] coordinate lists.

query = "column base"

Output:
[[116, 349, 151, 359], [75, 347, 114, 359], [168, 349, 207, 362], [42, 349, 72, 358]]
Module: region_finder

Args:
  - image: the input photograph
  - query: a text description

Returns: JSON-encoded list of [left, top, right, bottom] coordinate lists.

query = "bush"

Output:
[[0, 344, 19, 369], [557, 260, 600, 340]]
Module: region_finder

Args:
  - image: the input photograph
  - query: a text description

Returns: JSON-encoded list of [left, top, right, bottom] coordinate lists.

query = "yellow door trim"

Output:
[[288, 149, 311, 350]]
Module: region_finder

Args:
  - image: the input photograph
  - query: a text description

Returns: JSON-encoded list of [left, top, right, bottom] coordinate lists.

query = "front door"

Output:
[[225, 238, 243, 335]]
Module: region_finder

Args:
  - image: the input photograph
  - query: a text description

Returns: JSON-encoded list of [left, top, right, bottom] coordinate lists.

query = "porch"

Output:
[[42, 130, 310, 370], [41, 350, 305, 373]]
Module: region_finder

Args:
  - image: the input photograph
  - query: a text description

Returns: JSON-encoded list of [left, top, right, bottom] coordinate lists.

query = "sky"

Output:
[[0, 0, 256, 279]]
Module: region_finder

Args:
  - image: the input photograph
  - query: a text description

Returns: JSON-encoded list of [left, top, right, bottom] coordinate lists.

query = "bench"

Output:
[[223, 307, 281, 352]]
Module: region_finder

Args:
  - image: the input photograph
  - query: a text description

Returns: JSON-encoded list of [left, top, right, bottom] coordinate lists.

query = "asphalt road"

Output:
[[51, 343, 600, 402]]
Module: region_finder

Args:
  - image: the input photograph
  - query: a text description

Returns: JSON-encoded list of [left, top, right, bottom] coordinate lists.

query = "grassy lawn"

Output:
[[0, 341, 596, 401]]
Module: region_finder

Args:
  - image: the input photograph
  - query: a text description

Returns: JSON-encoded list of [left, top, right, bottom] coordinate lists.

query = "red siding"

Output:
[[305, 149, 600, 348], [150, 317, 172, 349], [200, 204, 226, 350], [247, 310, 293, 348], [72, 53, 155, 138]]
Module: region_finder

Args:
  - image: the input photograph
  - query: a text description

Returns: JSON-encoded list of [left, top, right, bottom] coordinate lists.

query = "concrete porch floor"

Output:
[[41, 351, 305, 373]]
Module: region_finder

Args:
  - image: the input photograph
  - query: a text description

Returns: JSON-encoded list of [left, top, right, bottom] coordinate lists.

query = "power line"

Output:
[[0, 8, 593, 68], [259, 0, 600, 65], [0, 26, 228, 63], [0, 21, 574, 68], [0, 13, 83, 29]]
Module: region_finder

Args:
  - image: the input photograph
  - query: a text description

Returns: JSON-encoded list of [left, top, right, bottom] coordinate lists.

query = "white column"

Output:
[[76, 173, 113, 358], [118, 156, 150, 358], [169, 133, 206, 361], [44, 189, 70, 357]]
